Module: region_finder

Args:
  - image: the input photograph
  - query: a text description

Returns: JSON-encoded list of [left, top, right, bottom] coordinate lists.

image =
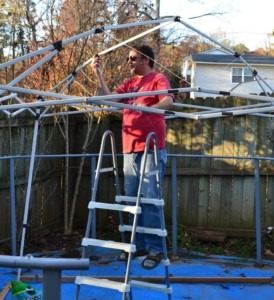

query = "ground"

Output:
[[176, 227, 274, 261], [0, 229, 83, 258], [1, 227, 274, 261]]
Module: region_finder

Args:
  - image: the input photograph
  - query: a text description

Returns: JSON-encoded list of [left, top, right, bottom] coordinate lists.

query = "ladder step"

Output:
[[97, 167, 115, 173], [116, 195, 164, 206], [119, 225, 167, 237], [88, 202, 141, 214], [81, 238, 136, 253], [130, 280, 172, 293], [144, 170, 159, 176], [75, 276, 130, 293]]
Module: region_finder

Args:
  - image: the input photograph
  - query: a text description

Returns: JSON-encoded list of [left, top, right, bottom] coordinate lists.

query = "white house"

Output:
[[183, 49, 274, 99]]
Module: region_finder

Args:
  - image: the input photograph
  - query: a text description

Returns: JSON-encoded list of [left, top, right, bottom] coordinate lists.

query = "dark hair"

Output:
[[132, 44, 154, 68]]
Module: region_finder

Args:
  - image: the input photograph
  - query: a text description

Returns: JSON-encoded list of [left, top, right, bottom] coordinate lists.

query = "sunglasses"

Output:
[[127, 55, 141, 62]]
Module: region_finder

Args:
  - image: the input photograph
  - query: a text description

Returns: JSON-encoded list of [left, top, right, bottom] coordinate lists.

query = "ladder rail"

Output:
[[130, 132, 160, 239], [125, 132, 172, 299], [92, 130, 120, 202], [75, 130, 128, 299], [76, 130, 172, 300], [83, 130, 121, 244]]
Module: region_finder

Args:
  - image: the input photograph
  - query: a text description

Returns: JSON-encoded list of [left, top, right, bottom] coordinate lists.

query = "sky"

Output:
[[160, 0, 274, 51]]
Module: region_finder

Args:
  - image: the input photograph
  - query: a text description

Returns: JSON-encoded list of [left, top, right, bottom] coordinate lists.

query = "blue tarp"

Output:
[[1, 251, 274, 300]]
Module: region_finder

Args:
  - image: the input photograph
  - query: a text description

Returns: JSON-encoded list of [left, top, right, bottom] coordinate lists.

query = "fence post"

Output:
[[171, 156, 177, 253], [91, 156, 97, 240], [9, 158, 17, 256], [254, 158, 263, 266]]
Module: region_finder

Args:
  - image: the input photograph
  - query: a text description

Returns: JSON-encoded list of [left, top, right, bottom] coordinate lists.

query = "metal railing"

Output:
[[2, 153, 274, 266], [0, 255, 89, 299]]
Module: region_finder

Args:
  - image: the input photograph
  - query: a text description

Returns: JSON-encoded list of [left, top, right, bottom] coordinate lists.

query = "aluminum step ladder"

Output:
[[74, 130, 172, 300]]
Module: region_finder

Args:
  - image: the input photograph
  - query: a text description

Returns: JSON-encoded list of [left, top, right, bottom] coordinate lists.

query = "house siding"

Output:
[[192, 63, 232, 97], [189, 51, 274, 98], [191, 63, 274, 98]]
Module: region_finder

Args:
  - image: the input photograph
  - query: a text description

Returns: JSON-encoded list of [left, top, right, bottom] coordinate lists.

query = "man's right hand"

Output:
[[91, 54, 101, 76]]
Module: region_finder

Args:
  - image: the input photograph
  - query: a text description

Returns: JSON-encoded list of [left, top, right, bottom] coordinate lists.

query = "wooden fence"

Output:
[[164, 97, 274, 235], [1, 97, 274, 248]]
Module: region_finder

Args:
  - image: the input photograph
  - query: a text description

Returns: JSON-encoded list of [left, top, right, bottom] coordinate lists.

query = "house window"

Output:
[[232, 68, 254, 83]]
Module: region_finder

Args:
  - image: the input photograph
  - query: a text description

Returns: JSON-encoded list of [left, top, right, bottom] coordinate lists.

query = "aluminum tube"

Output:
[[78, 21, 174, 71], [178, 19, 236, 55], [0, 255, 89, 270], [193, 104, 274, 119], [0, 85, 196, 106], [5, 50, 58, 88], [88, 99, 199, 120], [0, 17, 175, 69], [43, 270, 61, 300], [0, 84, 79, 100], [0, 93, 17, 102], [50, 20, 175, 92], [13, 96, 37, 117], [177, 17, 274, 93], [171, 156, 178, 254], [17, 111, 40, 280], [254, 159, 263, 266], [197, 87, 274, 102], [9, 159, 16, 256], [21, 274, 274, 284]]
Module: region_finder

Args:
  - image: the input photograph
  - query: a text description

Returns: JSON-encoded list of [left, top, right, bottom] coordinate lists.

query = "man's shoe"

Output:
[[141, 251, 163, 270], [118, 249, 149, 261]]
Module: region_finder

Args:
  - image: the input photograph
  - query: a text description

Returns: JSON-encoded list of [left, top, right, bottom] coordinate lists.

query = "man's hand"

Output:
[[91, 54, 101, 76]]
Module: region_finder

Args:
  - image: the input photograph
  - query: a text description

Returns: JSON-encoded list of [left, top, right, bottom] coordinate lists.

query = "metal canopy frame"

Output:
[[0, 16, 273, 120], [0, 15, 273, 280]]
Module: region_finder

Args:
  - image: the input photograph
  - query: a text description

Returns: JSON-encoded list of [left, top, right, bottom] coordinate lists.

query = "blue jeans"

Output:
[[123, 149, 167, 252]]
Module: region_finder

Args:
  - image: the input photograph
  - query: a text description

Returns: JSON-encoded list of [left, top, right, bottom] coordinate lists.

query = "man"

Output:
[[91, 44, 173, 269]]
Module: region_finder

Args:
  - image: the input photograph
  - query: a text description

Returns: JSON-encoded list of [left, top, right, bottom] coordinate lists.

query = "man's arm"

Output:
[[151, 96, 174, 110], [91, 55, 113, 96]]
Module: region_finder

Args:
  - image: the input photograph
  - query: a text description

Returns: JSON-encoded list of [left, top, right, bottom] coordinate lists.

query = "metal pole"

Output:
[[177, 17, 272, 92], [0, 84, 79, 101], [0, 85, 196, 110], [91, 156, 96, 236], [0, 255, 89, 300], [7, 50, 58, 89], [254, 159, 263, 266], [91, 156, 96, 257], [21, 274, 274, 284], [0, 17, 175, 70], [74, 21, 174, 73], [17, 110, 40, 279], [9, 158, 17, 256], [171, 156, 178, 254], [43, 270, 61, 300]]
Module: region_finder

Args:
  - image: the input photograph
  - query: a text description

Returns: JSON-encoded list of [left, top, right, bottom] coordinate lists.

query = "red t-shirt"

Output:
[[115, 72, 172, 153]]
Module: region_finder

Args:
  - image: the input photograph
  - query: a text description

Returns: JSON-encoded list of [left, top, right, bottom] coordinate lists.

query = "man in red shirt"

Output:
[[91, 44, 173, 269]]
